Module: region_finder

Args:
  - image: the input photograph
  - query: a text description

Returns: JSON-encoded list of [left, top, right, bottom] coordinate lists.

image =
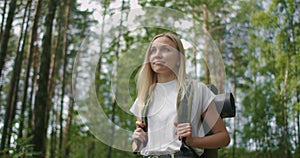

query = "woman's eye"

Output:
[[150, 48, 156, 54], [162, 47, 171, 52]]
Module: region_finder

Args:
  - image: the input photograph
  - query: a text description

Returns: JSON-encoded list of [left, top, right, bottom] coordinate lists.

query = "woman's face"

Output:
[[149, 36, 179, 75]]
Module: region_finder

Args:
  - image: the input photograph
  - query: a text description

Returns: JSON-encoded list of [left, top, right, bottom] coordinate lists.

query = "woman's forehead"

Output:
[[152, 36, 177, 48]]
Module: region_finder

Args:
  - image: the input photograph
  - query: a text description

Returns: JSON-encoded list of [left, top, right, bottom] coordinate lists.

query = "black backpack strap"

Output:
[[141, 96, 150, 126], [177, 80, 193, 124], [177, 80, 203, 157], [133, 96, 150, 155]]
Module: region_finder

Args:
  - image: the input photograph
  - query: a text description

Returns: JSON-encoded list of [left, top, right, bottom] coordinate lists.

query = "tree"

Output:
[[48, 1, 64, 157], [32, 0, 59, 156], [0, 0, 8, 42], [0, 0, 17, 89], [58, 0, 70, 156], [18, 0, 35, 142], [0, 0, 298, 157], [241, 0, 299, 157], [25, 0, 43, 140], [0, 0, 30, 153]]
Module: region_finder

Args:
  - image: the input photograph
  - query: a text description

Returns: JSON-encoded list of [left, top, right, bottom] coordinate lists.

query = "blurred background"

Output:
[[0, 0, 299, 157]]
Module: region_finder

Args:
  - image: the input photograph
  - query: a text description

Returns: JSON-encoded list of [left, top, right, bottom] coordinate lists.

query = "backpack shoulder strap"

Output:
[[177, 80, 194, 124], [133, 96, 150, 155], [141, 96, 150, 127], [177, 80, 203, 157]]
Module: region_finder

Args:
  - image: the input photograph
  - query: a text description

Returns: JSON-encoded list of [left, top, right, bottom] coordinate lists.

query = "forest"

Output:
[[0, 0, 299, 158]]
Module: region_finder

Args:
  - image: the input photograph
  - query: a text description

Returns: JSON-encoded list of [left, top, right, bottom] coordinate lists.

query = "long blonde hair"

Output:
[[136, 32, 187, 111]]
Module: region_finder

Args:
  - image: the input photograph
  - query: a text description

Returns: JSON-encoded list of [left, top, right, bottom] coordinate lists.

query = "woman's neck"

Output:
[[156, 73, 176, 83]]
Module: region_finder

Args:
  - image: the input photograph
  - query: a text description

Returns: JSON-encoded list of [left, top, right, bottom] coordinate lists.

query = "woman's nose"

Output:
[[154, 49, 163, 58]]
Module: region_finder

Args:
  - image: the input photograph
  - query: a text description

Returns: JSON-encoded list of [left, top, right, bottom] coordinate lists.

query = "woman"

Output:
[[130, 32, 230, 157]]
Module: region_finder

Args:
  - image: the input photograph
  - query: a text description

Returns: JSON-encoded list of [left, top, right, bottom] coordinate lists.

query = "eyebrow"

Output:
[[151, 43, 175, 49]]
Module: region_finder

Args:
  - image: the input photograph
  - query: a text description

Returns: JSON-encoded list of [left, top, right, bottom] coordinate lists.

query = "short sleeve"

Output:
[[197, 82, 216, 113], [191, 81, 216, 137], [130, 98, 141, 117], [191, 81, 216, 120]]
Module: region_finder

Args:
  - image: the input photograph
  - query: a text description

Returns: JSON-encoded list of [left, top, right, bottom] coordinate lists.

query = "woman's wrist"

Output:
[[186, 136, 197, 147]]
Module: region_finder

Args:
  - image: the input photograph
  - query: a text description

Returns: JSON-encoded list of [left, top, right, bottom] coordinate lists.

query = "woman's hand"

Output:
[[174, 122, 194, 146], [132, 121, 148, 144]]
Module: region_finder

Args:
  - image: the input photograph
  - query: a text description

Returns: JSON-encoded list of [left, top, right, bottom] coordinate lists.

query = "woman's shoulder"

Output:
[[186, 78, 206, 88]]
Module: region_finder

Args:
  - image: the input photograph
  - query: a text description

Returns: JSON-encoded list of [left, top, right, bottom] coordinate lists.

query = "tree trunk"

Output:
[[32, 0, 59, 157], [50, 104, 58, 158], [297, 83, 300, 158], [202, 4, 210, 84], [48, 18, 60, 158], [0, 0, 8, 42], [58, 28, 66, 158], [64, 52, 80, 157], [0, 0, 17, 80], [59, 1, 70, 156], [25, 0, 42, 138], [63, 83, 75, 158], [95, 0, 109, 92], [107, 1, 126, 157], [192, 7, 197, 79], [17, 0, 33, 145], [232, 47, 237, 158], [217, 36, 224, 93], [0, 0, 8, 96], [1, 0, 30, 152], [48, 1, 65, 156], [27, 43, 40, 137], [282, 62, 290, 158]]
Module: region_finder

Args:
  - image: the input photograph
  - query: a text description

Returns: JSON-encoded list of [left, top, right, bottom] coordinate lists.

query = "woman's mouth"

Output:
[[153, 61, 165, 65]]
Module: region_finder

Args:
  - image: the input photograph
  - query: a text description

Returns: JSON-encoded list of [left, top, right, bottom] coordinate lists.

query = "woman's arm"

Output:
[[177, 101, 230, 149]]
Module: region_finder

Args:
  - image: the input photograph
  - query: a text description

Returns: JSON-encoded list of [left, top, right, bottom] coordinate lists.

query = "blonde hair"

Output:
[[136, 32, 187, 111]]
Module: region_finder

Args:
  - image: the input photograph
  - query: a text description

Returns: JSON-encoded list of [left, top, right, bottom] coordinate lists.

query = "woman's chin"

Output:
[[153, 69, 175, 75]]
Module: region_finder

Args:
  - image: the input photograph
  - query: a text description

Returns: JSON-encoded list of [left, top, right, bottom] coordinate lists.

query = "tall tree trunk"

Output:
[[232, 47, 237, 158], [27, 43, 39, 137], [64, 48, 82, 157], [0, 0, 17, 80], [282, 62, 290, 158], [297, 81, 300, 158], [202, 4, 210, 84], [107, 99, 117, 158], [59, 1, 70, 156], [63, 82, 75, 157], [26, 0, 42, 138], [48, 1, 65, 156], [287, 1, 299, 156], [50, 106, 57, 158], [107, 1, 126, 157], [48, 21, 60, 158], [0, 0, 8, 42], [192, 8, 197, 79], [281, 3, 293, 157], [32, 0, 59, 157], [17, 0, 33, 145], [0, 0, 30, 152], [0, 0, 8, 97], [48, 2, 65, 157], [95, 0, 109, 92], [217, 36, 224, 93]]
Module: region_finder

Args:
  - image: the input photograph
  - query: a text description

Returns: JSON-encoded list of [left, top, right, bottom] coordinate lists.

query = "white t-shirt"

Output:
[[130, 79, 215, 156]]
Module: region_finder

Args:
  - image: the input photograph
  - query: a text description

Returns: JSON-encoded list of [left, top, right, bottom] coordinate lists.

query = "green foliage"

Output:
[[0, 136, 41, 158], [240, 0, 299, 156], [1, 0, 299, 157]]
